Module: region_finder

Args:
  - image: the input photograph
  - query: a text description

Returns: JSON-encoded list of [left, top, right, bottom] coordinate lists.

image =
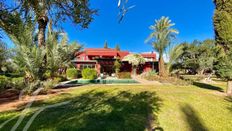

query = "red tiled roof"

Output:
[[87, 51, 117, 56], [77, 48, 130, 59], [85, 48, 117, 57], [85, 48, 117, 51], [141, 53, 156, 58], [76, 48, 156, 60], [118, 51, 130, 59]]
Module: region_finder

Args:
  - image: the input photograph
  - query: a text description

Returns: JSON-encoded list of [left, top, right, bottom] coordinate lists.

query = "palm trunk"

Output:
[[37, 16, 49, 47], [227, 80, 232, 96], [37, 16, 49, 80], [158, 56, 166, 77]]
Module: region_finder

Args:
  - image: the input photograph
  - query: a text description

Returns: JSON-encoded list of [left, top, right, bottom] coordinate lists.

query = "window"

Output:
[[80, 64, 95, 70]]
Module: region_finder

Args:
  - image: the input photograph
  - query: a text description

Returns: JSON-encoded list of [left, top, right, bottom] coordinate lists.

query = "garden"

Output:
[[1, 0, 232, 131], [0, 84, 232, 131]]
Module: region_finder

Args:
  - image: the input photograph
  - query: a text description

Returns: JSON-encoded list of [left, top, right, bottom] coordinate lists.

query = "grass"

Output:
[[0, 82, 232, 131]]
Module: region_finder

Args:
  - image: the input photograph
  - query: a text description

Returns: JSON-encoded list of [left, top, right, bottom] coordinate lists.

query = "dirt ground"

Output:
[[0, 88, 72, 112]]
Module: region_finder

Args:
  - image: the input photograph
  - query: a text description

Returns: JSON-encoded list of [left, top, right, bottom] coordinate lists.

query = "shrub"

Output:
[[53, 75, 67, 83], [4, 72, 24, 78], [11, 77, 25, 90], [43, 70, 52, 79], [82, 68, 97, 80], [66, 68, 78, 79], [0, 75, 10, 90], [180, 75, 205, 83], [0, 76, 26, 91], [141, 70, 158, 79], [26, 80, 43, 94], [144, 75, 190, 86], [118, 72, 131, 79], [148, 70, 158, 76], [114, 58, 121, 74], [42, 80, 54, 93]]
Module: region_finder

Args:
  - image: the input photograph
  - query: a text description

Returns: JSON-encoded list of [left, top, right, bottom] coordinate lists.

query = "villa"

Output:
[[72, 48, 158, 75]]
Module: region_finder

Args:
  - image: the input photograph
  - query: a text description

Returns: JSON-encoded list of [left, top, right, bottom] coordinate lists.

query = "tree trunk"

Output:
[[133, 66, 137, 76], [37, 16, 49, 47], [158, 56, 167, 77], [198, 69, 204, 76], [37, 16, 49, 80], [227, 80, 232, 96]]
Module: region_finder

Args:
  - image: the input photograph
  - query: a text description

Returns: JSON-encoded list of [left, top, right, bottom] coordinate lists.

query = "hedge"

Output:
[[66, 68, 78, 79], [118, 72, 131, 79], [82, 68, 97, 80]]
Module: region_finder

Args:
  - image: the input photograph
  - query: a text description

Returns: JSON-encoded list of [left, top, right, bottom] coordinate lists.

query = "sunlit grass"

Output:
[[0, 83, 232, 131]]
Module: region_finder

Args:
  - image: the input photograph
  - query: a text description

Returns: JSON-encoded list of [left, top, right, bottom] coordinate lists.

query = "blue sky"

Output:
[[3, 0, 215, 53]]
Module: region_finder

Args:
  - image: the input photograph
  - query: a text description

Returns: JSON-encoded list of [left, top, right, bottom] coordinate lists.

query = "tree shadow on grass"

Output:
[[181, 104, 208, 131], [193, 82, 223, 92], [0, 89, 162, 131], [225, 96, 232, 112]]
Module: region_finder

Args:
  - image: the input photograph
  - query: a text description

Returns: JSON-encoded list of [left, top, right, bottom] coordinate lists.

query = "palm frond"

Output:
[[146, 16, 179, 59]]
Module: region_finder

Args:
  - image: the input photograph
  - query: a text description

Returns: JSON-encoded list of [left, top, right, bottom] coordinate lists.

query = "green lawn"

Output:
[[0, 82, 232, 131]]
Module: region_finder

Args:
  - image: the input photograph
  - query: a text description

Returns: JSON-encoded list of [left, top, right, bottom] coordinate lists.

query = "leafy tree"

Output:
[[115, 44, 120, 51], [104, 41, 108, 48], [0, 0, 96, 47], [213, 0, 232, 51], [170, 40, 216, 75], [0, 41, 8, 72], [216, 53, 232, 95], [123, 54, 145, 75], [214, 0, 232, 95], [197, 40, 216, 75], [146, 16, 179, 77]]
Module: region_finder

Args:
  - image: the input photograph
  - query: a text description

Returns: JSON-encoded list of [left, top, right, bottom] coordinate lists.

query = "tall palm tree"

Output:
[[1, 0, 96, 47], [146, 16, 179, 77]]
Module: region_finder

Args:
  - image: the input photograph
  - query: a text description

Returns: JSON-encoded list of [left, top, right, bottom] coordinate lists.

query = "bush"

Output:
[[43, 70, 52, 79], [82, 68, 97, 80], [144, 75, 190, 86], [66, 68, 78, 79], [180, 75, 205, 83], [141, 70, 158, 80], [11, 77, 25, 90], [4, 72, 24, 78], [118, 72, 131, 79], [26, 80, 43, 94], [0, 75, 10, 90], [54, 76, 67, 83]]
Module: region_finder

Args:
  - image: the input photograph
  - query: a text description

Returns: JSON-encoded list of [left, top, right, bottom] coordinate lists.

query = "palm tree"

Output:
[[168, 43, 185, 72], [10, 22, 46, 81], [46, 22, 82, 77], [0, 0, 96, 47], [123, 54, 145, 75], [146, 16, 179, 77], [11, 20, 81, 81]]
